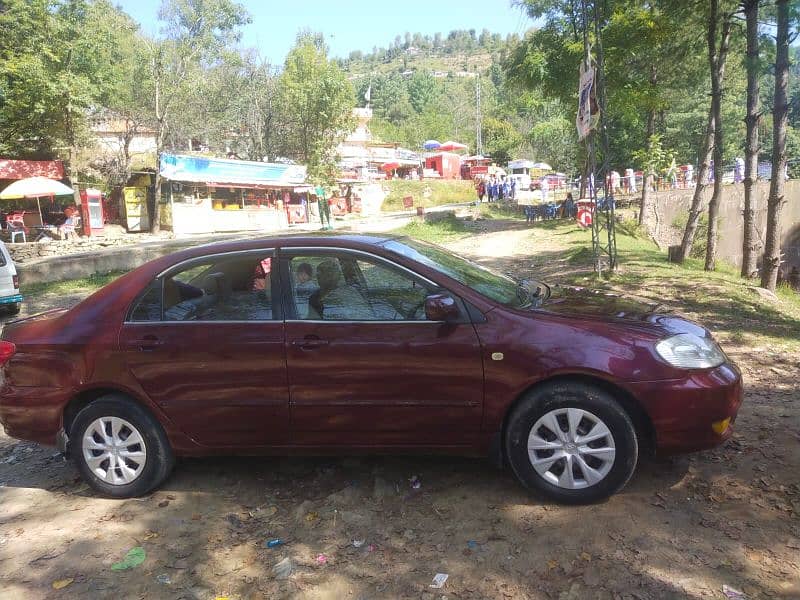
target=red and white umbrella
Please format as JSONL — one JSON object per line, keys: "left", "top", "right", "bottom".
{"left": 438, "top": 141, "right": 468, "bottom": 152}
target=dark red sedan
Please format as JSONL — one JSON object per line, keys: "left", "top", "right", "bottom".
{"left": 0, "top": 235, "right": 742, "bottom": 503}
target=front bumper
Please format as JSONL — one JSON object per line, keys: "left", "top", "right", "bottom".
{"left": 0, "top": 294, "right": 23, "bottom": 305}
{"left": 626, "top": 362, "right": 743, "bottom": 455}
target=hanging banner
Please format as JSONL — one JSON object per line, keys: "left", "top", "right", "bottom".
{"left": 576, "top": 63, "right": 599, "bottom": 140}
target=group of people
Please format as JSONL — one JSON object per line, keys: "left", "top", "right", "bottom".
{"left": 523, "top": 192, "right": 577, "bottom": 224}
{"left": 475, "top": 175, "right": 517, "bottom": 203}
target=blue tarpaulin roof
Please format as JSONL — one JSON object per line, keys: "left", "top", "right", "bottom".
{"left": 159, "top": 153, "right": 307, "bottom": 187}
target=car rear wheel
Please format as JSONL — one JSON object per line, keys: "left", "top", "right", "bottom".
{"left": 505, "top": 381, "right": 638, "bottom": 504}
{"left": 5, "top": 303, "right": 20, "bottom": 315}
{"left": 70, "top": 395, "right": 174, "bottom": 498}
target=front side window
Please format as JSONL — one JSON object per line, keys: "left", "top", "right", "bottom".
{"left": 129, "top": 253, "right": 275, "bottom": 322}
{"left": 381, "top": 238, "right": 533, "bottom": 308}
{"left": 288, "top": 253, "right": 434, "bottom": 321}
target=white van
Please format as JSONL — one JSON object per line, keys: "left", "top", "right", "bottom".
{"left": 0, "top": 241, "right": 22, "bottom": 315}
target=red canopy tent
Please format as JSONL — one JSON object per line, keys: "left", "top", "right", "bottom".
{"left": 437, "top": 141, "right": 468, "bottom": 152}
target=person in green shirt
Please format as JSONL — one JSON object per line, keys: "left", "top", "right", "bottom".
{"left": 315, "top": 185, "right": 332, "bottom": 230}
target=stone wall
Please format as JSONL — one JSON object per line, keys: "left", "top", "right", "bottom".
{"left": 646, "top": 179, "right": 800, "bottom": 273}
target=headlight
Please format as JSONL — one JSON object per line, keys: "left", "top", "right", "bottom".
{"left": 654, "top": 333, "right": 725, "bottom": 369}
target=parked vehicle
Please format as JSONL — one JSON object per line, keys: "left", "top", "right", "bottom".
{"left": 0, "top": 241, "right": 22, "bottom": 315}
{"left": 0, "top": 235, "right": 742, "bottom": 503}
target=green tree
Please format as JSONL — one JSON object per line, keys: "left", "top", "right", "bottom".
{"left": 278, "top": 33, "right": 356, "bottom": 183}
{"left": 146, "top": 0, "right": 250, "bottom": 231}
{"left": 482, "top": 117, "right": 523, "bottom": 165}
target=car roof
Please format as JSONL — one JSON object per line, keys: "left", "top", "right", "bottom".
{"left": 194, "top": 232, "right": 397, "bottom": 251}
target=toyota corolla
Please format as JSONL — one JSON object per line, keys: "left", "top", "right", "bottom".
{"left": 0, "top": 234, "right": 742, "bottom": 503}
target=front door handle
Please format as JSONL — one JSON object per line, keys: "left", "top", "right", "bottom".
{"left": 292, "top": 336, "right": 329, "bottom": 350}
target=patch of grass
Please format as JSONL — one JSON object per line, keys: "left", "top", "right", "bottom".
{"left": 382, "top": 179, "right": 476, "bottom": 212}
{"left": 479, "top": 202, "right": 524, "bottom": 220}
{"left": 23, "top": 271, "right": 127, "bottom": 299}
{"left": 394, "top": 214, "right": 473, "bottom": 244}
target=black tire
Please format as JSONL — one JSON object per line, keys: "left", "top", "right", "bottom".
{"left": 6, "top": 303, "right": 20, "bottom": 315}
{"left": 69, "top": 395, "right": 175, "bottom": 498}
{"left": 505, "top": 381, "right": 638, "bottom": 504}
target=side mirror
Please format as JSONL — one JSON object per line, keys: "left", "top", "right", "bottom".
{"left": 424, "top": 293, "right": 460, "bottom": 322}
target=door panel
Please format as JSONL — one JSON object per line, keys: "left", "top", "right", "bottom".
{"left": 120, "top": 322, "right": 288, "bottom": 447}
{"left": 119, "top": 250, "right": 288, "bottom": 448}
{"left": 287, "top": 320, "right": 484, "bottom": 445}
{"left": 281, "top": 248, "right": 485, "bottom": 446}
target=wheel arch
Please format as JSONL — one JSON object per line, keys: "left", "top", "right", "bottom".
{"left": 493, "top": 373, "right": 656, "bottom": 467}
{"left": 63, "top": 386, "right": 154, "bottom": 437}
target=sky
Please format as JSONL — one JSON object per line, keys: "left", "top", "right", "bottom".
{"left": 114, "top": 0, "right": 535, "bottom": 64}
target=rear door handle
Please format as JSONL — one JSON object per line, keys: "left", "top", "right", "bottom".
{"left": 136, "top": 335, "right": 163, "bottom": 351}
{"left": 292, "top": 337, "right": 329, "bottom": 350}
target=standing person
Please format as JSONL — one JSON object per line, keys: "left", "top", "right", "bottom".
{"left": 734, "top": 156, "right": 744, "bottom": 184}
{"left": 540, "top": 176, "right": 549, "bottom": 203}
{"left": 510, "top": 177, "right": 517, "bottom": 200}
{"left": 610, "top": 170, "right": 621, "bottom": 194}
{"left": 625, "top": 168, "right": 636, "bottom": 194}
{"left": 564, "top": 192, "right": 575, "bottom": 218}
{"left": 315, "top": 185, "right": 332, "bottom": 230}
{"left": 685, "top": 164, "right": 694, "bottom": 187}
{"left": 488, "top": 177, "right": 497, "bottom": 202}
{"left": 498, "top": 177, "right": 505, "bottom": 201}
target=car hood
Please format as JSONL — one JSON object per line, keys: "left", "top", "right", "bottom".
{"left": 534, "top": 285, "right": 708, "bottom": 337}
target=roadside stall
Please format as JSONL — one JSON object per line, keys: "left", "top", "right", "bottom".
{"left": 159, "top": 154, "right": 310, "bottom": 235}
{"left": 0, "top": 176, "right": 77, "bottom": 242}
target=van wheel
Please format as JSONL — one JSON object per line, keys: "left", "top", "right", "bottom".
{"left": 6, "top": 303, "right": 20, "bottom": 315}
{"left": 69, "top": 395, "right": 174, "bottom": 498}
{"left": 505, "top": 381, "right": 638, "bottom": 504}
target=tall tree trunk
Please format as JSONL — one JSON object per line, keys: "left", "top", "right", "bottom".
{"left": 760, "top": 0, "right": 790, "bottom": 291}
{"left": 741, "top": 0, "right": 761, "bottom": 277}
{"left": 638, "top": 107, "right": 656, "bottom": 226}
{"left": 678, "top": 4, "right": 731, "bottom": 261}
{"left": 705, "top": 12, "right": 732, "bottom": 271}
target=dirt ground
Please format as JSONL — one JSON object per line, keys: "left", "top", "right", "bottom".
{"left": 1, "top": 219, "right": 799, "bottom": 600}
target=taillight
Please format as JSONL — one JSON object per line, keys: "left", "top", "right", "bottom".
{"left": 12, "top": 274, "right": 19, "bottom": 289}
{"left": 0, "top": 341, "right": 16, "bottom": 366}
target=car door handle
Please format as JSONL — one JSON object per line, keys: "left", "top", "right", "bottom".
{"left": 292, "top": 337, "right": 329, "bottom": 350}
{"left": 135, "top": 335, "right": 163, "bottom": 351}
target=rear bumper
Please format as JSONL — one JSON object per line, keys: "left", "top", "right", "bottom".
{"left": 0, "top": 386, "right": 68, "bottom": 446}
{"left": 0, "top": 294, "right": 22, "bottom": 305}
{"left": 626, "top": 362, "right": 743, "bottom": 455}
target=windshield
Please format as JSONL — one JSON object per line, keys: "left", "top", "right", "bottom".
{"left": 381, "top": 237, "right": 548, "bottom": 308}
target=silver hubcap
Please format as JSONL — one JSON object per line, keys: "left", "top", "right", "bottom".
{"left": 82, "top": 417, "right": 147, "bottom": 485}
{"left": 528, "top": 408, "right": 616, "bottom": 490}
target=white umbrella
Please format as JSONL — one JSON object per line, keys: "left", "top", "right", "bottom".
{"left": 0, "top": 176, "right": 74, "bottom": 228}
{"left": 532, "top": 162, "right": 552, "bottom": 170}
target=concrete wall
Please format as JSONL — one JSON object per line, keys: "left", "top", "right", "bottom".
{"left": 648, "top": 179, "right": 800, "bottom": 272}
{"left": 16, "top": 234, "right": 246, "bottom": 285}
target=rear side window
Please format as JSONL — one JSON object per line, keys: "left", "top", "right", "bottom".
{"left": 0, "top": 248, "right": 7, "bottom": 267}
{"left": 128, "top": 252, "right": 276, "bottom": 322}
{"left": 129, "top": 283, "right": 162, "bottom": 322}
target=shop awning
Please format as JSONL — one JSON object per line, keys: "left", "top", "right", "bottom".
{"left": 160, "top": 153, "right": 307, "bottom": 187}
{"left": 0, "top": 159, "right": 64, "bottom": 180}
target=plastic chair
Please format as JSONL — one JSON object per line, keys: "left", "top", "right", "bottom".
{"left": 8, "top": 223, "right": 26, "bottom": 243}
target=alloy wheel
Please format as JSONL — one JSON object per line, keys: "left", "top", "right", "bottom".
{"left": 81, "top": 417, "right": 147, "bottom": 485}
{"left": 527, "top": 408, "right": 616, "bottom": 489}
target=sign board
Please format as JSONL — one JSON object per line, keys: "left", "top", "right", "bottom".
{"left": 576, "top": 63, "right": 598, "bottom": 140}
{"left": 577, "top": 208, "right": 592, "bottom": 228}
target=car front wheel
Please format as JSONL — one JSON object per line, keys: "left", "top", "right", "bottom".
{"left": 70, "top": 395, "right": 174, "bottom": 498}
{"left": 505, "top": 381, "right": 638, "bottom": 504}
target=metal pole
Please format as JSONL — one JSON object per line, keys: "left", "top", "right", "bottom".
{"left": 476, "top": 74, "right": 482, "bottom": 156}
